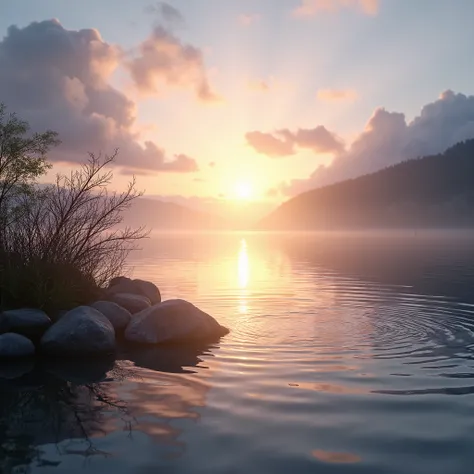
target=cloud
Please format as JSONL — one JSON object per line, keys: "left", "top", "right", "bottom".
{"left": 245, "top": 131, "right": 295, "bottom": 157}
{"left": 145, "top": 2, "right": 185, "bottom": 26}
{"left": 126, "top": 26, "right": 220, "bottom": 102}
{"left": 282, "top": 90, "right": 474, "bottom": 195}
{"left": 317, "top": 88, "right": 359, "bottom": 102}
{"left": 238, "top": 13, "right": 261, "bottom": 26}
{"left": 0, "top": 19, "right": 198, "bottom": 173}
{"left": 294, "top": 0, "right": 379, "bottom": 17}
{"left": 246, "top": 126, "right": 344, "bottom": 156}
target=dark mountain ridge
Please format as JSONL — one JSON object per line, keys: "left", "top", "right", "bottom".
{"left": 260, "top": 139, "right": 474, "bottom": 230}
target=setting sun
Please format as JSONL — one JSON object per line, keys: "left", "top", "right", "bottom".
{"left": 234, "top": 181, "right": 253, "bottom": 200}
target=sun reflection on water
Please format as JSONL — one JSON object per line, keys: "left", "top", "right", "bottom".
{"left": 238, "top": 239, "right": 249, "bottom": 314}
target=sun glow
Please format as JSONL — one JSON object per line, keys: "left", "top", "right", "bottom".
{"left": 234, "top": 180, "right": 253, "bottom": 200}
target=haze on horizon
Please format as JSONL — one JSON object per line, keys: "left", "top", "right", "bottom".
{"left": 2, "top": 0, "right": 474, "bottom": 225}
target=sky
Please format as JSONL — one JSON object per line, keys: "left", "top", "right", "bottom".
{"left": 2, "top": 0, "right": 474, "bottom": 221}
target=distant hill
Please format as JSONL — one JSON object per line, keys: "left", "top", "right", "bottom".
{"left": 260, "top": 139, "right": 474, "bottom": 230}
{"left": 122, "top": 197, "right": 228, "bottom": 230}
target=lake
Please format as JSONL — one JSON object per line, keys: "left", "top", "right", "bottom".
{"left": 3, "top": 230, "right": 474, "bottom": 474}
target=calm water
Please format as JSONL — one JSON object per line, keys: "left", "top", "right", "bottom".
{"left": 3, "top": 231, "right": 474, "bottom": 474}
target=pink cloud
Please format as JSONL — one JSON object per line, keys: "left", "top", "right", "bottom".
{"left": 126, "top": 26, "right": 220, "bottom": 103}
{"left": 246, "top": 126, "right": 344, "bottom": 157}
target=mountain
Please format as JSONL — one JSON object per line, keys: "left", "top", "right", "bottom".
{"left": 122, "top": 197, "right": 228, "bottom": 230}
{"left": 260, "top": 139, "right": 474, "bottom": 230}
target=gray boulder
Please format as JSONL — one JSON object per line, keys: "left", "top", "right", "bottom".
{"left": 133, "top": 279, "right": 161, "bottom": 305}
{"left": 1, "top": 309, "right": 51, "bottom": 340}
{"left": 41, "top": 306, "right": 115, "bottom": 355}
{"left": 0, "top": 333, "right": 35, "bottom": 358}
{"left": 109, "top": 293, "right": 151, "bottom": 314}
{"left": 91, "top": 301, "right": 132, "bottom": 332}
{"left": 125, "top": 299, "right": 229, "bottom": 344}
{"left": 106, "top": 278, "right": 161, "bottom": 305}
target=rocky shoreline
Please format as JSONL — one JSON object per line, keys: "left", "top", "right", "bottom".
{"left": 0, "top": 277, "right": 229, "bottom": 358}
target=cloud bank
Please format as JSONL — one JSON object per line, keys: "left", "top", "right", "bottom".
{"left": 0, "top": 19, "right": 206, "bottom": 173}
{"left": 276, "top": 90, "right": 474, "bottom": 195}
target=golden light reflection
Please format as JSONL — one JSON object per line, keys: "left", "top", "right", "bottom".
{"left": 238, "top": 239, "right": 249, "bottom": 289}
{"left": 238, "top": 238, "right": 250, "bottom": 314}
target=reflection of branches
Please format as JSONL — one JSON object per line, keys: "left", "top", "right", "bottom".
{"left": 0, "top": 365, "right": 138, "bottom": 473}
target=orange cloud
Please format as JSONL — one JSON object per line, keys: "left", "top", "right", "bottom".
{"left": 317, "top": 88, "right": 359, "bottom": 102}
{"left": 294, "top": 0, "right": 378, "bottom": 17}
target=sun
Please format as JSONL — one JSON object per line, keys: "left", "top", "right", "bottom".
{"left": 234, "top": 181, "right": 253, "bottom": 200}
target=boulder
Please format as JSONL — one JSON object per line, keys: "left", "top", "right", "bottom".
{"left": 41, "top": 306, "right": 115, "bottom": 356}
{"left": 109, "top": 276, "right": 132, "bottom": 287}
{"left": 109, "top": 293, "right": 151, "bottom": 314}
{"left": 0, "top": 333, "right": 35, "bottom": 358}
{"left": 1, "top": 308, "right": 51, "bottom": 340}
{"left": 106, "top": 278, "right": 161, "bottom": 305}
{"left": 125, "top": 299, "right": 229, "bottom": 344}
{"left": 91, "top": 301, "right": 132, "bottom": 332}
{"left": 132, "top": 279, "right": 161, "bottom": 305}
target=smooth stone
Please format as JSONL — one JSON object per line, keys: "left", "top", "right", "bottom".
{"left": 41, "top": 306, "right": 115, "bottom": 355}
{"left": 1, "top": 308, "right": 51, "bottom": 339}
{"left": 106, "top": 277, "right": 161, "bottom": 305}
{"left": 124, "top": 299, "right": 229, "bottom": 344}
{"left": 0, "top": 333, "right": 35, "bottom": 358}
{"left": 132, "top": 279, "right": 161, "bottom": 305}
{"left": 91, "top": 301, "right": 132, "bottom": 332}
{"left": 109, "top": 276, "right": 132, "bottom": 287}
{"left": 109, "top": 293, "right": 151, "bottom": 314}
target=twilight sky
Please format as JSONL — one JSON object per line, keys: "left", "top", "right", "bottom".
{"left": 2, "top": 0, "right": 474, "bottom": 219}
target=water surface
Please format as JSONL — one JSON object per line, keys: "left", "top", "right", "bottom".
{"left": 3, "top": 231, "right": 474, "bottom": 474}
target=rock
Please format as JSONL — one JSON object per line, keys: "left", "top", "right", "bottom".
{"left": 132, "top": 279, "right": 161, "bottom": 305}
{"left": 125, "top": 299, "right": 229, "bottom": 344}
{"left": 107, "top": 278, "right": 161, "bottom": 305}
{"left": 1, "top": 308, "right": 51, "bottom": 340}
{"left": 0, "top": 333, "right": 35, "bottom": 358}
{"left": 41, "top": 306, "right": 115, "bottom": 356}
{"left": 109, "top": 276, "right": 132, "bottom": 287}
{"left": 109, "top": 293, "right": 151, "bottom": 314}
{"left": 91, "top": 301, "right": 132, "bottom": 332}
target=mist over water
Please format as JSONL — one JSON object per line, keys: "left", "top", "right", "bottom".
{"left": 3, "top": 230, "right": 474, "bottom": 474}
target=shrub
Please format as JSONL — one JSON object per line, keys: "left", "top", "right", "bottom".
{"left": 0, "top": 104, "right": 148, "bottom": 314}
{"left": 1, "top": 151, "right": 148, "bottom": 314}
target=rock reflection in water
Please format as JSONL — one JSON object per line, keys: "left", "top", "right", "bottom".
{"left": 0, "top": 341, "right": 217, "bottom": 473}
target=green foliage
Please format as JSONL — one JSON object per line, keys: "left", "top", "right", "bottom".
{"left": 0, "top": 103, "right": 60, "bottom": 230}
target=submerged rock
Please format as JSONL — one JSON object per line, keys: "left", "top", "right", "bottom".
{"left": 41, "top": 306, "right": 115, "bottom": 355}
{"left": 0, "top": 333, "right": 35, "bottom": 358}
{"left": 1, "top": 308, "right": 51, "bottom": 340}
{"left": 125, "top": 299, "right": 229, "bottom": 344}
{"left": 91, "top": 301, "right": 132, "bottom": 332}
{"left": 109, "top": 293, "right": 151, "bottom": 314}
{"left": 107, "top": 277, "right": 161, "bottom": 305}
